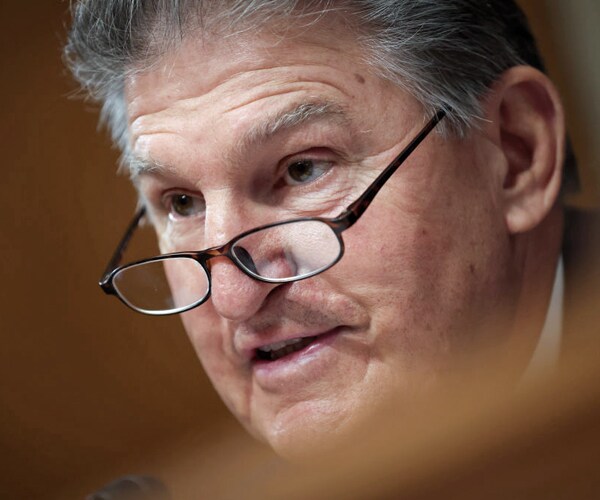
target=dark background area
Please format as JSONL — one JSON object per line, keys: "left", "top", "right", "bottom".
{"left": 0, "top": 1, "right": 597, "bottom": 498}
{"left": 1, "top": 3, "right": 240, "bottom": 498}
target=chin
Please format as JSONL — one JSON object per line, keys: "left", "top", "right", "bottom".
{"left": 254, "top": 398, "right": 372, "bottom": 461}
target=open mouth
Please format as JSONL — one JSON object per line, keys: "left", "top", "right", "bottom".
{"left": 255, "top": 336, "right": 317, "bottom": 361}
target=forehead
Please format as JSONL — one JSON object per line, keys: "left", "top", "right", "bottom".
{"left": 123, "top": 18, "right": 421, "bottom": 183}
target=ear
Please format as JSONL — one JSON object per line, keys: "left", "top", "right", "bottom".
{"left": 482, "top": 66, "right": 565, "bottom": 234}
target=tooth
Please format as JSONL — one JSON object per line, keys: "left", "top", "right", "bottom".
{"left": 260, "top": 338, "right": 303, "bottom": 352}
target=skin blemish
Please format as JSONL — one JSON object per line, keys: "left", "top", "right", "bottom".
{"left": 354, "top": 73, "right": 365, "bottom": 84}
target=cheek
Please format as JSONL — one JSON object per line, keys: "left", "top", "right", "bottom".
{"left": 330, "top": 181, "right": 509, "bottom": 360}
{"left": 334, "top": 207, "right": 448, "bottom": 302}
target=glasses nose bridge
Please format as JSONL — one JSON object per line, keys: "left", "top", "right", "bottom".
{"left": 200, "top": 241, "right": 255, "bottom": 279}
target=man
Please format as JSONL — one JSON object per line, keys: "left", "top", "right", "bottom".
{"left": 65, "top": 0, "right": 577, "bottom": 457}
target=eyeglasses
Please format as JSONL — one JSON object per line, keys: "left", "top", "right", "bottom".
{"left": 99, "top": 110, "right": 446, "bottom": 315}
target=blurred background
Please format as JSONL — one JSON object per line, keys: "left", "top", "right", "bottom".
{"left": 0, "top": 1, "right": 598, "bottom": 498}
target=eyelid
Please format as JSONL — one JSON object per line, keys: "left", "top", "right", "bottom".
{"left": 136, "top": 177, "right": 199, "bottom": 210}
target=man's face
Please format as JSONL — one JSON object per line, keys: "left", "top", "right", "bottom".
{"left": 126, "top": 21, "right": 517, "bottom": 455}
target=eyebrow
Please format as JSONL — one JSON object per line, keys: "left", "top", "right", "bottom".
{"left": 128, "top": 100, "right": 350, "bottom": 178}
{"left": 129, "top": 155, "right": 175, "bottom": 178}
{"left": 237, "top": 100, "right": 349, "bottom": 151}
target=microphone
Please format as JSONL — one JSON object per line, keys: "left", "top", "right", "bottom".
{"left": 86, "top": 475, "right": 170, "bottom": 500}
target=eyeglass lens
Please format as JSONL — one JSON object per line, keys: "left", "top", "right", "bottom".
{"left": 231, "top": 220, "right": 341, "bottom": 280}
{"left": 113, "top": 258, "right": 210, "bottom": 314}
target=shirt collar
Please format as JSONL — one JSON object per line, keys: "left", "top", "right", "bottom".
{"left": 523, "top": 257, "right": 564, "bottom": 379}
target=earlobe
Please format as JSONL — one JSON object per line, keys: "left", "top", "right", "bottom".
{"left": 484, "top": 66, "right": 565, "bottom": 234}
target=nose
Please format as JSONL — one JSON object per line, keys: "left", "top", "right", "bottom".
{"left": 208, "top": 257, "right": 279, "bottom": 322}
{"left": 202, "top": 199, "right": 280, "bottom": 322}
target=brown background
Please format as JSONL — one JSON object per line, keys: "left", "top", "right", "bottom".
{"left": 0, "top": 1, "right": 598, "bottom": 499}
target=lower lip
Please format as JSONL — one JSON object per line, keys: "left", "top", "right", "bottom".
{"left": 252, "top": 328, "right": 343, "bottom": 391}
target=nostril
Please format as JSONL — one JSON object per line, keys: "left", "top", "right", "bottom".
{"left": 233, "top": 245, "right": 259, "bottom": 275}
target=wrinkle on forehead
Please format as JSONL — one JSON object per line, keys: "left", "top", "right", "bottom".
{"left": 126, "top": 60, "right": 357, "bottom": 154}
{"left": 128, "top": 61, "right": 352, "bottom": 125}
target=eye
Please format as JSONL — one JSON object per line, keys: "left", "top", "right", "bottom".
{"left": 283, "top": 158, "right": 332, "bottom": 186}
{"left": 166, "top": 193, "right": 205, "bottom": 218}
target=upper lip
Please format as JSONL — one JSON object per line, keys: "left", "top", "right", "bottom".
{"left": 234, "top": 326, "right": 340, "bottom": 362}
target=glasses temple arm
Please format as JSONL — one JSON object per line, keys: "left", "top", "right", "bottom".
{"left": 336, "top": 109, "right": 446, "bottom": 229}
{"left": 100, "top": 207, "right": 146, "bottom": 283}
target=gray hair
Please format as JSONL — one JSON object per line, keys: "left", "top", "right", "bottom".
{"left": 64, "top": 0, "right": 576, "bottom": 187}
